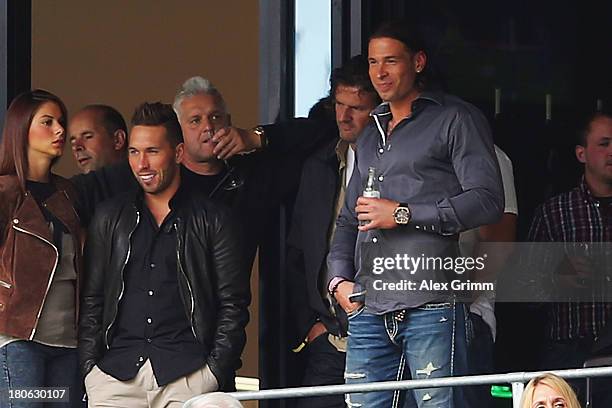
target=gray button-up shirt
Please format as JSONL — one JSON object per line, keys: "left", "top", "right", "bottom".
{"left": 327, "top": 92, "right": 504, "bottom": 313}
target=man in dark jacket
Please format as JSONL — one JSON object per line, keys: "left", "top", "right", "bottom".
{"left": 171, "top": 76, "right": 336, "bottom": 267}
{"left": 79, "top": 102, "right": 249, "bottom": 407}
{"left": 286, "top": 55, "right": 380, "bottom": 407}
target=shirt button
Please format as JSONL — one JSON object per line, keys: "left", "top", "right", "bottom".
{"left": 378, "top": 148, "right": 384, "bottom": 154}
{"left": 147, "top": 318, "right": 152, "bottom": 324}
{"left": 372, "top": 237, "right": 378, "bottom": 243}
{"left": 378, "top": 175, "right": 384, "bottom": 182}
{"left": 150, "top": 263, "right": 156, "bottom": 268}
{"left": 138, "top": 356, "right": 144, "bottom": 362}
{"left": 148, "top": 290, "right": 154, "bottom": 296}
{"left": 147, "top": 338, "right": 152, "bottom": 343}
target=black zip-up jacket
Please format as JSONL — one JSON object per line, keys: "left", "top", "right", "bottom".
{"left": 73, "top": 156, "right": 272, "bottom": 270}
{"left": 78, "top": 189, "right": 250, "bottom": 390}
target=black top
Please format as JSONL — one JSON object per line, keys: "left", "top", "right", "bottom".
{"left": 181, "top": 165, "right": 226, "bottom": 196}
{"left": 26, "top": 179, "right": 56, "bottom": 203}
{"left": 98, "top": 190, "right": 205, "bottom": 386}
{"left": 179, "top": 162, "right": 266, "bottom": 269}
{"left": 26, "top": 180, "right": 65, "bottom": 248}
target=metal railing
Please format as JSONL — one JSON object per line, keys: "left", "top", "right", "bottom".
{"left": 184, "top": 366, "right": 612, "bottom": 407}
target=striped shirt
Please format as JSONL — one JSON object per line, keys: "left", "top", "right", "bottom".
{"left": 528, "top": 177, "right": 612, "bottom": 340}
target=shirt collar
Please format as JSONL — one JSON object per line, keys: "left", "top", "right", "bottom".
{"left": 335, "top": 139, "right": 350, "bottom": 168}
{"left": 579, "top": 175, "right": 600, "bottom": 204}
{"left": 134, "top": 181, "right": 188, "bottom": 213}
{"left": 370, "top": 91, "right": 444, "bottom": 118}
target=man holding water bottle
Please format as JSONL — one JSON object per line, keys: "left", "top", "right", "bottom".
{"left": 326, "top": 21, "right": 503, "bottom": 407}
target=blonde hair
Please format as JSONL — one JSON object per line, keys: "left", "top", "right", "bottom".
{"left": 183, "top": 392, "right": 243, "bottom": 408}
{"left": 173, "top": 76, "right": 228, "bottom": 120}
{"left": 520, "top": 373, "right": 581, "bottom": 408}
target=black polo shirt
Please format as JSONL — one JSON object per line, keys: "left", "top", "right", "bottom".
{"left": 181, "top": 166, "right": 226, "bottom": 196}
{"left": 98, "top": 192, "right": 206, "bottom": 386}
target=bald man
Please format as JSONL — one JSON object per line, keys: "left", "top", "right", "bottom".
{"left": 69, "top": 104, "right": 127, "bottom": 173}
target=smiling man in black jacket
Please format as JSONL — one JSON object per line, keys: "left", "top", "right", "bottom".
{"left": 79, "top": 102, "right": 249, "bottom": 408}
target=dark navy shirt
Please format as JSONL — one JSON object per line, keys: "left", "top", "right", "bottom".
{"left": 98, "top": 193, "right": 206, "bottom": 386}
{"left": 328, "top": 92, "right": 504, "bottom": 313}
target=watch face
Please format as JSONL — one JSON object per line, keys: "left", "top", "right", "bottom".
{"left": 394, "top": 207, "right": 410, "bottom": 224}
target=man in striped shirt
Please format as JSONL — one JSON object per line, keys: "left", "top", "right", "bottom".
{"left": 528, "top": 110, "right": 612, "bottom": 403}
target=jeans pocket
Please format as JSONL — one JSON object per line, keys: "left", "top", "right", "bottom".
{"left": 347, "top": 305, "right": 366, "bottom": 320}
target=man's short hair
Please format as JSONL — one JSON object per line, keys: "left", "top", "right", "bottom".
{"left": 369, "top": 20, "right": 429, "bottom": 91}
{"left": 130, "top": 102, "right": 183, "bottom": 147}
{"left": 330, "top": 54, "right": 381, "bottom": 105}
{"left": 173, "top": 76, "right": 228, "bottom": 118}
{"left": 577, "top": 109, "right": 612, "bottom": 147}
{"left": 80, "top": 104, "right": 127, "bottom": 137}
{"left": 308, "top": 96, "right": 335, "bottom": 123}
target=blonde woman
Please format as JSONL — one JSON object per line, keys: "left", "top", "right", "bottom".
{"left": 521, "top": 373, "right": 581, "bottom": 408}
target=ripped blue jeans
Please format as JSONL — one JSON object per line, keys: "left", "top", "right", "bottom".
{"left": 344, "top": 302, "right": 459, "bottom": 407}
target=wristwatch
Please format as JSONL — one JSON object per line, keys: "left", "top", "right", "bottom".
{"left": 252, "top": 126, "right": 268, "bottom": 150}
{"left": 393, "top": 203, "right": 411, "bottom": 225}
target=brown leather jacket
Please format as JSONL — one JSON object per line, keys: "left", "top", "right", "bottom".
{"left": 0, "top": 174, "right": 84, "bottom": 339}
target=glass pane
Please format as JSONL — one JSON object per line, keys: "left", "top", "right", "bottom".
{"left": 294, "top": 0, "right": 331, "bottom": 117}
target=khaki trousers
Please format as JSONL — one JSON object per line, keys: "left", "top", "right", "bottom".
{"left": 85, "top": 360, "right": 218, "bottom": 408}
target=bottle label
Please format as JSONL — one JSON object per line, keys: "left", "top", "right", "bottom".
{"left": 363, "top": 191, "right": 380, "bottom": 199}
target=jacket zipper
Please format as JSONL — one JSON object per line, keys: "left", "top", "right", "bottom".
{"left": 12, "top": 225, "right": 59, "bottom": 339}
{"left": 209, "top": 165, "right": 235, "bottom": 198}
{"left": 174, "top": 220, "right": 197, "bottom": 340}
{"left": 105, "top": 210, "right": 140, "bottom": 349}
{"left": 0, "top": 280, "right": 12, "bottom": 289}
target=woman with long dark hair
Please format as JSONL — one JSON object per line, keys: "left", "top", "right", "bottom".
{"left": 0, "top": 89, "right": 84, "bottom": 407}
